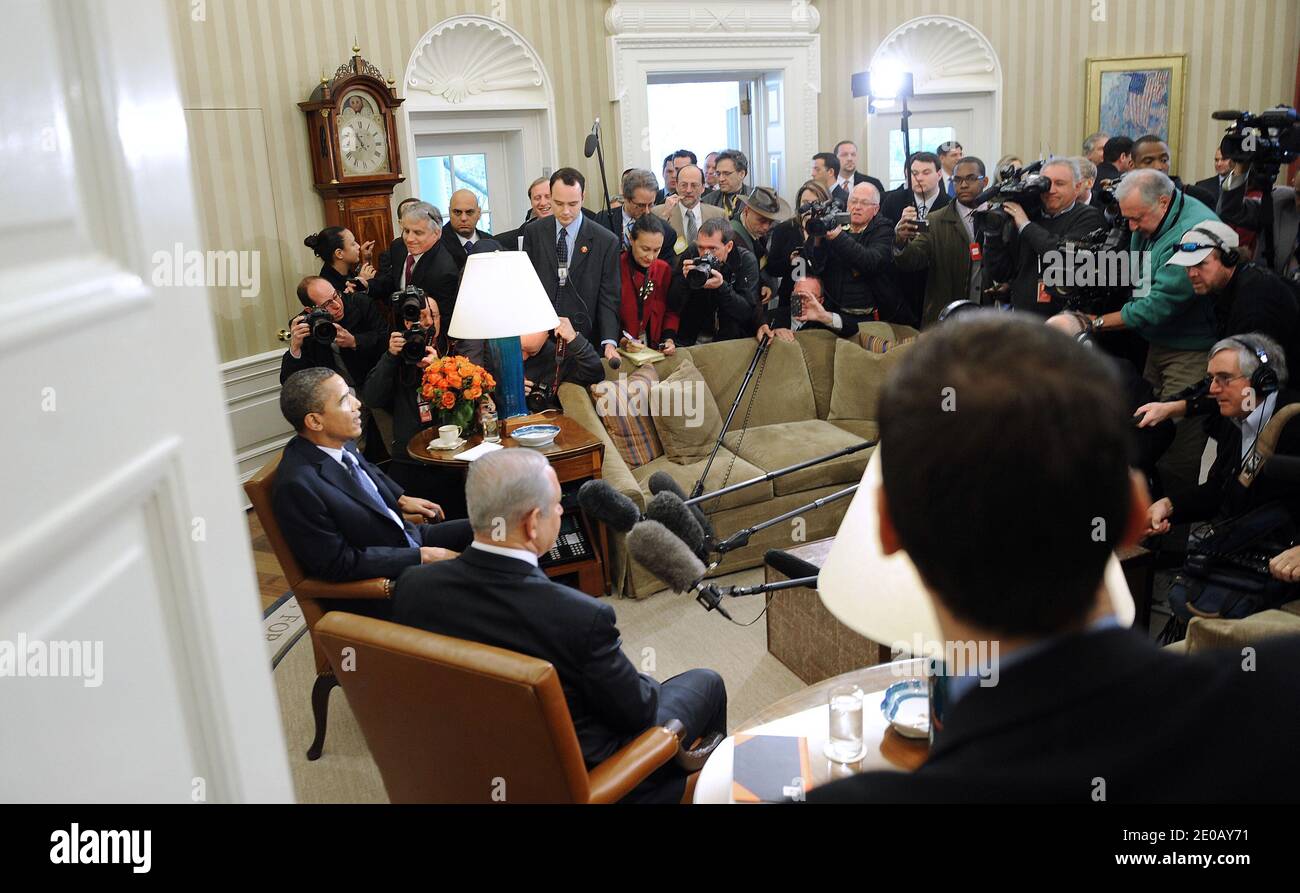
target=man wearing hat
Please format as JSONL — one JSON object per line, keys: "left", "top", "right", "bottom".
{"left": 732, "top": 185, "right": 789, "bottom": 306}
{"left": 652, "top": 163, "right": 724, "bottom": 255}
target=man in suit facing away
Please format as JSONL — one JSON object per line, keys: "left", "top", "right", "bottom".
{"left": 271, "top": 368, "right": 472, "bottom": 586}
{"left": 809, "top": 316, "right": 1300, "bottom": 803}
{"left": 521, "top": 167, "right": 623, "bottom": 364}
{"left": 392, "top": 447, "right": 728, "bottom": 803}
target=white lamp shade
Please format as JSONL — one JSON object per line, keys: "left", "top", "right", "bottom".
{"left": 447, "top": 250, "right": 560, "bottom": 340}
{"left": 817, "top": 445, "right": 1134, "bottom": 653}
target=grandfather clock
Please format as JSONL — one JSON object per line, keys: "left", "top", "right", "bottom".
{"left": 299, "top": 42, "right": 405, "bottom": 252}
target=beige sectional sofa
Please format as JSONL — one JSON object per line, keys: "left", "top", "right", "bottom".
{"left": 560, "top": 324, "right": 917, "bottom": 598}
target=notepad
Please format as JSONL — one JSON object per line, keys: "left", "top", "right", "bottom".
{"left": 453, "top": 442, "right": 504, "bottom": 462}
{"left": 617, "top": 344, "right": 665, "bottom": 367}
{"left": 731, "top": 734, "right": 813, "bottom": 803}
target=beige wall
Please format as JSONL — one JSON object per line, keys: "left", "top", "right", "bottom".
{"left": 167, "top": 0, "right": 617, "bottom": 363}
{"left": 820, "top": 0, "right": 1299, "bottom": 181}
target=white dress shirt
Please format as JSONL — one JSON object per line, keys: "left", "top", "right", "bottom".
{"left": 469, "top": 540, "right": 540, "bottom": 567}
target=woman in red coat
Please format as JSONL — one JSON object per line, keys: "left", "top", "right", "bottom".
{"left": 619, "top": 215, "right": 678, "bottom": 354}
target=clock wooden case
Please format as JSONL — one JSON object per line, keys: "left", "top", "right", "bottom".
{"left": 299, "top": 44, "right": 406, "bottom": 253}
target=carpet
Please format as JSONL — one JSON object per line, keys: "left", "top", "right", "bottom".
{"left": 270, "top": 567, "right": 806, "bottom": 803}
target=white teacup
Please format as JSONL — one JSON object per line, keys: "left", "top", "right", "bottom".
{"left": 434, "top": 424, "right": 461, "bottom": 446}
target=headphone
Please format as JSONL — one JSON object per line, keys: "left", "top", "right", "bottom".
{"left": 1063, "top": 311, "right": 1096, "bottom": 348}
{"left": 1229, "top": 337, "right": 1279, "bottom": 398}
{"left": 1188, "top": 225, "right": 1240, "bottom": 267}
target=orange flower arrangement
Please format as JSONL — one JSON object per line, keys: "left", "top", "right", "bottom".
{"left": 421, "top": 355, "right": 497, "bottom": 432}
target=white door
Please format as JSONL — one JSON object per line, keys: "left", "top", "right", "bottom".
{"left": 0, "top": 0, "right": 292, "bottom": 802}
{"left": 414, "top": 134, "right": 511, "bottom": 236}
{"left": 757, "top": 73, "right": 785, "bottom": 195}
{"left": 867, "top": 93, "right": 996, "bottom": 190}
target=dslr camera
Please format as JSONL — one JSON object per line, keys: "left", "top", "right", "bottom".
{"left": 686, "top": 252, "right": 720, "bottom": 288}
{"left": 391, "top": 284, "right": 428, "bottom": 325}
{"left": 973, "top": 162, "right": 1052, "bottom": 231}
{"left": 798, "top": 199, "right": 851, "bottom": 237}
{"left": 398, "top": 324, "right": 431, "bottom": 365}
{"left": 301, "top": 307, "right": 337, "bottom": 345}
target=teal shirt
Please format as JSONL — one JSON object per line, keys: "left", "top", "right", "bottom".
{"left": 1119, "top": 191, "right": 1220, "bottom": 350}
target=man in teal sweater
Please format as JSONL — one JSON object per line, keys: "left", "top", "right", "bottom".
{"left": 1083, "top": 169, "right": 1220, "bottom": 495}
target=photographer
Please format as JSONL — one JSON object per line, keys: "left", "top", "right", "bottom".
{"left": 767, "top": 180, "right": 832, "bottom": 309}
{"left": 819, "top": 182, "right": 902, "bottom": 323}
{"left": 757, "top": 275, "right": 858, "bottom": 343}
{"left": 368, "top": 201, "right": 461, "bottom": 327}
{"left": 517, "top": 317, "right": 606, "bottom": 410}
{"left": 279, "top": 275, "right": 386, "bottom": 387}
{"left": 667, "top": 217, "right": 760, "bottom": 345}
{"left": 984, "top": 157, "right": 1106, "bottom": 316}
{"left": 884, "top": 152, "right": 950, "bottom": 322}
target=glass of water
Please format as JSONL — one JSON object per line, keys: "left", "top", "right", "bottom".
{"left": 825, "top": 684, "right": 865, "bottom": 763}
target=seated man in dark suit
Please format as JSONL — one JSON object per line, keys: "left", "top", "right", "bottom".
{"left": 272, "top": 368, "right": 472, "bottom": 585}
{"left": 392, "top": 448, "right": 727, "bottom": 803}
{"left": 809, "top": 315, "right": 1300, "bottom": 803}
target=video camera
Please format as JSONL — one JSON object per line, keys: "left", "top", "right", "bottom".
{"left": 973, "top": 161, "right": 1052, "bottom": 231}
{"left": 1053, "top": 224, "right": 1133, "bottom": 315}
{"left": 798, "top": 199, "right": 851, "bottom": 237}
{"left": 1213, "top": 106, "right": 1300, "bottom": 177}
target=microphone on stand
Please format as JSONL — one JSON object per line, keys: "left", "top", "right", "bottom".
{"left": 583, "top": 117, "right": 600, "bottom": 159}
{"left": 577, "top": 479, "right": 642, "bottom": 533}
{"left": 764, "top": 549, "right": 821, "bottom": 581}
{"left": 647, "top": 471, "right": 715, "bottom": 538}
{"left": 645, "top": 491, "right": 708, "bottom": 560}
{"left": 627, "top": 521, "right": 733, "bottom": 620}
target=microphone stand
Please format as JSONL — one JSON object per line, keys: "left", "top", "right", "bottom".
{"left": 696, "top": 575, "right": 819, "bottom": 617}
{"left": 593, "top": 119, "right": 614, "bottom": 218}
{"left": 712, "top": 484, "right": 859, "bottom": 555}
{"left": 690, "top": 334, "right": 771, "bottom": 499}
{"left": 685, "top": 440, "right": 874, "bottom": 509}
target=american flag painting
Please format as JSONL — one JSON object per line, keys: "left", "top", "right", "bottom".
{"left": 1100, "top": 68, "right": 1171, "bottom": 139}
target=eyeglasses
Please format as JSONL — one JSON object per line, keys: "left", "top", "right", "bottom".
{"left": 952, "top": 175, "right": 985, "bottom": 185}
{"left": 1209, "top": 372, "right": 1248, "bottom": 387}
{"left": 322, "top": 293, "right": 343, "bottom": 310}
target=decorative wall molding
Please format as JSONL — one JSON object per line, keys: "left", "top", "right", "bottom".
{"left": 223, "top": 349, "right": 292, "bottom": 504}
{"left": 605, "top": 1, "right": 821, "bottom": 198}
{"left": 407, "top": 16, "right": 545, "bottom": 105}
{"left": 870, "top": 15, "right": 1000, "bottom": 95}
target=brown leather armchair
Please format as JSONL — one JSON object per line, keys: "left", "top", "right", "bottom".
{"left": 245, "top": 452, "right": 420, "bottom": 761}
{"left": 315, "top": 612, "right": 717, "bottom": 803}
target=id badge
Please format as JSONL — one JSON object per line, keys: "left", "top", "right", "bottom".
{"left": 418, "top": 398, "right": 433, "bottom": 424}
{"left": 969, "top": 241, "right": 982, "bottom": 262}
{"left": 1036, "top": 280, "right": 1051, "bottom": 303}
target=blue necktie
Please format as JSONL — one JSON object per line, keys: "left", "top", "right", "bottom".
{"left": 343, "top": 452, "right": 420, "bottom": 548}
{"left": 947, "top": 177, "right": 956, "bottom": 198}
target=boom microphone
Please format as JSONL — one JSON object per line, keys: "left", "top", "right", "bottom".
{"left": 647, "top": 471, "right": 714, "bottom": 537}
{"left": 645, "top": 491, "right": 707, "bottom": 559}
{"left": 627, "top": 521, "right": 732, "bottom": 620}
{"left": 583, "top": 118, "right": 600, "bottom": 159}
{"left": 1211, "top": 109, "right": 1244, "bottom": 121}
{"left": 764, "top": 549, "right": 821, "bottom": 581}
{"left": 577, "top": 479, "right": 641, "bottom": 533}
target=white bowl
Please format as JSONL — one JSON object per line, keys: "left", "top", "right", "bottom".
{"left": 511, "top": 424, "right": 560, "bottom": 447}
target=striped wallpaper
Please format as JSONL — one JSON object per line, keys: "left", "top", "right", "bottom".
{"left": 818, "top": 0, "right": 1300, "bottom": 184}
{"left": 166, "top": 0, "right": 618, "bottom": 363}
{"left": 170, "top": 0, "right": 1298, "bottom": 364}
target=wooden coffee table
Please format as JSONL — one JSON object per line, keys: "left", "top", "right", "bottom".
{"left": 765, "top": 537, "right": 893, "bottom": 684}
{"left": 407, "top": 413, "right": 611, "bottom": 596}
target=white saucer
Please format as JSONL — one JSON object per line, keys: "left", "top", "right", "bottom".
{"left": 428, "top": 437, "right": 466, "bottom": 451}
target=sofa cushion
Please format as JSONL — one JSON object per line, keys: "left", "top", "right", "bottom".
{"left": 632, "top": 451, "right": 773, "bottom": 512}
{"left": 688, "top": 336, "right": 816, "bottom": 431}
{"left": 649, "top": 359, "right": 723, "bottom": 462}
{"left": 723, "top": 420, "right": 872, "bottom": 497}
{"left": 828, "top": 337, "right": 913, "bottom": 422}
{"left": 794, "top": 330, "right": 840, "bottom": 420}
{"left": 1185, "top": 610, "right": 1300, "bottom": 653}
{"left": 828, "top": 419, "right": 880, "bottom": 443}
{"left": 588, "top": 363, "right": 663, "bottom": 469}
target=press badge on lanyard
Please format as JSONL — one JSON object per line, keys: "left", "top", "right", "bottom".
{"left": 969, "top": 241, "right": 982, "bottom": 262}
{"left": 418, "top": 394, "right": 433, "bottom": 424}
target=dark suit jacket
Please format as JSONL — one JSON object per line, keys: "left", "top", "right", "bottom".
{"left": 272, "top": 435, "right": 452, "bottom": 581}
{"left": 441, "top": 228, "right": 494, "bottom": 270}
{"left": 521, "top": 214, "right": 622, "bottom": 346}
{"left": 369, "top": 239, "right": 461, "bottom": 323}
{"left": 986, "top": 201, "right": 1106, "bottom": 315}
{"left": 809, "top": 628, "right": 1300, "bottom": 802}
{"left": 819, "top": 215, "right": 902, "bottom": 321}
{"left": 1092, "top": 162, "right": 1121, "bottom": 205}
{"left": 852, "top": 170, "right": 887, "bottom": 196}
{"left": 702, "top": 188, "right": 745, "bottom": 218}
{"left": 1194, "top": 174, "right": 1225, "bottom": 210}
{"left": 894, "top": 200, "right": 991, "bottom": 328}
{"left": 391, "top": 546, "right": 661, "bottom": 764}
{"left": 278, "top": 292, "right": 387, "bottom": 386}
{"left": 592, "top": 209, "right": 677, "bottom": 263}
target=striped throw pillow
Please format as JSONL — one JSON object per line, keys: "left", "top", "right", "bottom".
{"left": 589, "top": 364, "right": 664, "bottom": 469}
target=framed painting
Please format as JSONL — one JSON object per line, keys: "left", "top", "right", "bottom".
{"left": 1085, "top": 55, "right": 1186, "bottom": 168}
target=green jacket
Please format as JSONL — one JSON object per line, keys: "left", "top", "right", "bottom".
{"left": 1120, "top": 191, "right": 1219, "bottom": 350}
{"left": 894, "top": 201, "right": 983, "bottom": 328}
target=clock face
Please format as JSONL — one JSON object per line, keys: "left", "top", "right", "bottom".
{"left": 337, "top": 90, "right": 389, "bottom": 176}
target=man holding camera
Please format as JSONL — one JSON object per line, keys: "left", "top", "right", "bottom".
{"left": 757, "top": 275, "right": 859, "bottom": 343}
{"left": 817, "top": 182, "right": 902, "bottom": 323}
{"left": 884, "top": 152, "right": 951, "bottom": 322}
{"left": 894, "top": 157, "right": 994, "bottom": 328}
{"left": 984, "top": 157, "right": 1106, "bottom": 315}
{"left": 668, "top": 217, "right": 760, "bottom": 346}
{"left": 279, "top": 275, "right": 386, "bottom": 388}
{"left": 1217, "top": 162, "right": 1300, "bottom": 277}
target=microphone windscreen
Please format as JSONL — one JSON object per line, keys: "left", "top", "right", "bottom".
{"left": 608, "top": 355, "right": 622, "bottom": 369}
{"left": 577, "top": 479, "right": 641, "bottom": 533}
{"left": 764, "top": 548, "right": 821, "bottom": 581}
{"left": 646, "top": 491, "right": 706, "bottom": 558}
{"left": 584, "top": 134, "right": 598, "bottom": 158}
{"left": 646, "top": 471, "right": 714, "bottom": 538}
{"left": 627, "top": 521, "right": 705, "bottom": 593}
